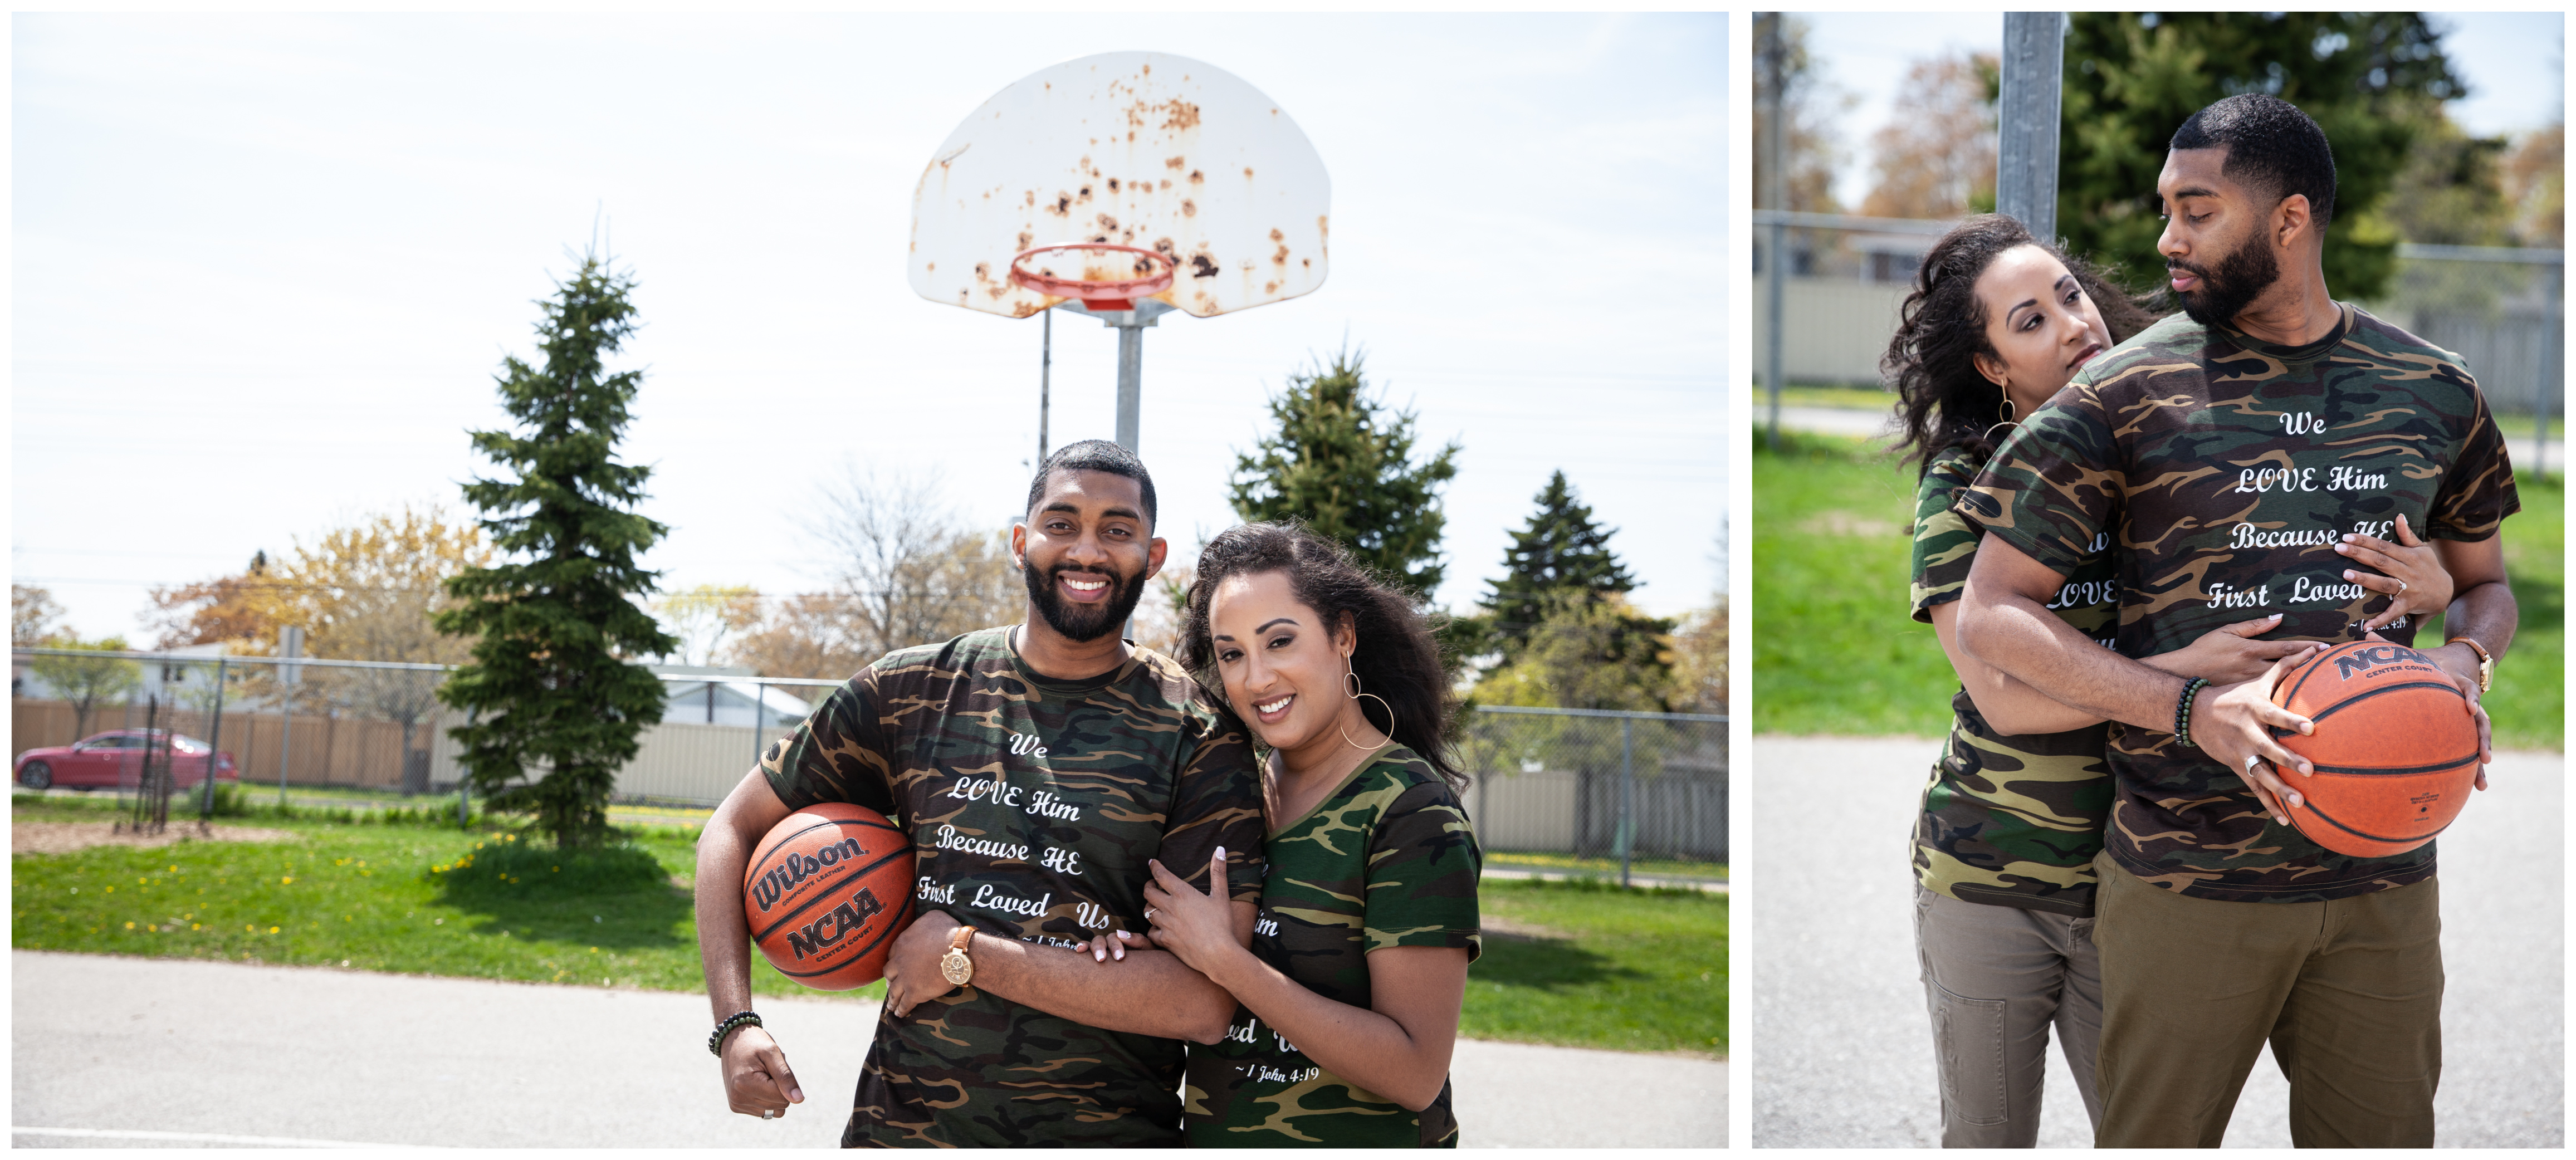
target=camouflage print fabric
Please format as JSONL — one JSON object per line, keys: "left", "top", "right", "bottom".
{"left": 1910, "top": 444, "right": 2118, "bottom": 918}
{"left": 1959, "top": 305, "right": 2519, "bottom": 904}
{"left": 1183, "top": 743, "right": 1481, "bottom": 1148}
{"left": 761, "top": 626, "right": 1265, "bottom": 1148}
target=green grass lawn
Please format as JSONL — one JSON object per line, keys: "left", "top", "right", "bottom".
{"left": 12, "top": 793, "right": 1726, "bottom": 1058}
{"left": 1753, "top": 430, "right": 2563, "bottom": 749}
{"left": 1465, "top": 878, "right": 1725, "bottom": 1058}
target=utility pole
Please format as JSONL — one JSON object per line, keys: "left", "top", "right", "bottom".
{"left": 1996, "top": 12, "right": 2066, "bottom": 241}
{"left": 1759, "top": 12, "right": 1788, "bottom": 453}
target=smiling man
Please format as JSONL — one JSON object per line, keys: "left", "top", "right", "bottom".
{"left": 1952, "top": 95, "right": 2519, "bottom": 1147}
{"left": 691, "top": 439, "right": 1264, "bottom": 1147}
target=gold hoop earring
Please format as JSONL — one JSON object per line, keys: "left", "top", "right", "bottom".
{"left": 1982, "top": 392, "right": 2019, "bottom": 442}
{"left": 1339, "top": 657, "right": 1395, "bottom": 750}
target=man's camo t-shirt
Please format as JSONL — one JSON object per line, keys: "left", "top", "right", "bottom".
{"left": 1959, "top": 305, "right": 2518, "bottom": 904}
{"left": 1184, "top": 743, "right": 1482, "bottom": 1148}
{"left": 1910, "top": 444, "right": 2117, "bottom": 917}
{"left": 761, "top": 627, "right": 1265, "bottom": 1147}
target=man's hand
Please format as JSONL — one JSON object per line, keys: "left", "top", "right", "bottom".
{"left": 2187, "top": 649, "right": 2322, "bottom": 824}
{"left": 883, "top": 909, "right": 962, "bottom": 1017}
{"left": 721, "top": 1025, "right": 804, "bottom": 1119}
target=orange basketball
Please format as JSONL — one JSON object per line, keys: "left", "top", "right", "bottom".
{"left": 2268, "top": 640, "right": 2480, "bottom": 858}
{"left": 744, "top": 802, "right": 913, "bottom": 990}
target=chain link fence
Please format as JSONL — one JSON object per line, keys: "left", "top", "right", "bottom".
{"left": 13, "top": 651, "right": 1735, "bottom": 882}
{"left": 1458, "top": 706, "right": 1729, "bottom": 879}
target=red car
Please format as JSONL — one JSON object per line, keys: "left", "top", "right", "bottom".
{"left": 14, "top": 730, "right": 238, "bottom": 792}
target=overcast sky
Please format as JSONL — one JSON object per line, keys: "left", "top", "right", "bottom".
{"left": 1806, "top": 11, "right": 2565, "bottom": 209}
{"left": 13, "top": 13, "right": 1726, "bottom": 645}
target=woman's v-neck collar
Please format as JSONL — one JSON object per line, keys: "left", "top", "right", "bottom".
{"left": 1268, "top": 738, "right": 1403, "bottom": 840}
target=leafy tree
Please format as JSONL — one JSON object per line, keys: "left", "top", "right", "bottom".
{"left": 1476, "top": 471, "right": 1641, "bottom": 655}
{"left": 148, "top": 552, "right": 285, "bottom": 649}
{"left": 1470, "top": 592, "right": 1677, "bottom": 713}
{"left": 2504, "top": 124, "right": 2564, "bottom": 248}
{"left": 32, "top": 635, "right": 141, "bottom": 739}
{"left": 2387, "top": 110, "right": 2514, "bottom": 247}
{"left": 1860, "top": 52, "right": 2000, "bottom": 221}
{"left": 1228, "top": 349, "right": 1460, "bottom": 599}
{"left": 13, "top": 585, "right": 64, "bottom": 648}
{"left": 436, "top": 255, "right": 678, "bottom": 849}
{"left": 2058, "top": 12, "right": 2463, "bottom": 299}
{"left": 1668, "top": 595, "right": 1729, "bottom": 717}
{"left": 1753, "top": 13, "right": 1855, "bottom": 214}
{"left": 656, "top": 584, "right": 764, "bottom": 667}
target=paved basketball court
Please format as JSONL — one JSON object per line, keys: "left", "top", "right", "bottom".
{"left": 1749, "top": 736, "right": 2563, "bottom": 1148}
{"left": 11, "top": 950, "right": 1722, "bottom": 1148}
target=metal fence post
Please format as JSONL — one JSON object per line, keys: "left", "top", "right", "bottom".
{"left": 1617, "top": 713, "right": 1635, "bottom": 888}
{"left": 278, "top": 625, "right": 302, "bottom": 805}
{"left": 199, "top": 657, "right": 227, "bottom": 820}
{"left": 2539, "top": 268, "right": 2559, "bottom": 479}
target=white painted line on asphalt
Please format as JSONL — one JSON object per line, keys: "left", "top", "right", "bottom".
{"left": 13, "top": 1125, "right": 443, "bottom": 1148}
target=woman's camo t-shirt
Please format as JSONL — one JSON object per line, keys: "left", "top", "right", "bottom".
{"left": 1910, "top": 444, "right": 2117, "bottom": 917}
{"left": 1183, "top": 743, "right": 1482, "bottom": 1148}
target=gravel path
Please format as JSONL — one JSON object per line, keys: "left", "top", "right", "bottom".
{"left": 11, "top": 949, "right": 1722, "bottom": 1148}
{"left": 1748, "top": 736, "right": 2563, "bottom": 1148}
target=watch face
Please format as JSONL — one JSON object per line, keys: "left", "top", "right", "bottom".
{"left": 941, "top": 950, "right": 971, "bottom": 986}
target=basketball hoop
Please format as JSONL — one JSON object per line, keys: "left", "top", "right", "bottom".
{"left": 1008, "top": 243, "right": 1176, "bottom": 312}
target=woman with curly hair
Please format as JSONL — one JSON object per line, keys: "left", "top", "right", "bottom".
{"left": 1083, "top": 521, "right": 1479, "bottom": 1147}
{"left": 1890, "top": 215, "right": 2459, "bottom": 1146}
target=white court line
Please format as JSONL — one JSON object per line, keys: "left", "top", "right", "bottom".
{"left": 13, "top": 1125, "right": 441, "bottom": 1148}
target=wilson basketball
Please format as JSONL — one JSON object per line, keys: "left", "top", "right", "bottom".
{"left": 744, "top": 803, "right": 913, "bottom": 990}
{"left": 2269, "top": 640, "right": 2480, "bottom": 858}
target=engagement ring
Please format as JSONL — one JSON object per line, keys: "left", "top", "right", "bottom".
{"left": 1145, "top": 908, "right": 1159, "bottom": 921}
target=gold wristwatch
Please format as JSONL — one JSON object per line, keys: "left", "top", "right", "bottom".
{"left": 2447, "top": 636, "right": 2495, "bottom": 693}
{"left": 938, "top": 924, "right": 978, "bottom": 986}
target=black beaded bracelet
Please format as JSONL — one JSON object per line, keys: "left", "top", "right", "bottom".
{"left": 2173, "top": 677, "right": 2210, "bottom": 747}
{"left": 708, "top": 1010, "right": 762, "bottom": 1056}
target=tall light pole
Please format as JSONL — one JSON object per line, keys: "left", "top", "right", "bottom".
{"left": 1996, "top": 13, "right": 2066, "bottom": 241}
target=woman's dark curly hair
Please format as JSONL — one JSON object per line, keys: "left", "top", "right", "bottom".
{"left": 1885, "top": 214, "right": 2167, "bottom": 477}
{"left": 1179, "top": 522, "right": 1466, "bottom": 794}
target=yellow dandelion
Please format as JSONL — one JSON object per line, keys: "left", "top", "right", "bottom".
{"left": 124, "top": 922, "right": 135, "bottom": 930}
{"left": 281, "top": 877, "right": 293, "bottom": 885}
{"left": 268, "top": 926, "right": 280, "bottom": 934}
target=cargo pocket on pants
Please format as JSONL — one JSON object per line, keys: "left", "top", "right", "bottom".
{"left": 1929, "top": 980, "right": 2008, "bottom": 1127}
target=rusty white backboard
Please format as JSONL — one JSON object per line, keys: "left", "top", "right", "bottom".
{"left": 909, "top": 52, "right": 1330, "bottom": 320}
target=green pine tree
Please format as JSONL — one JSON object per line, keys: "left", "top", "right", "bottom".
{"left": 435, "top": 254, "right": 678, "bottom": 849}
{"left": 1477, "top": 471, "right": 1641, "bottom": 655}
{"left": 2057, "top": 12, "right": 2463, "bottom": 300}
{"left": 1228, "top": 349, "right": 1460, "bottom": 599}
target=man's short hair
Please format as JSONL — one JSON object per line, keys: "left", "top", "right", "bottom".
{"left": 1025, "top": 439, "right": 1157, "bottom": 528}
{"left": 2170, "top": 93, "right": 2338, "bottom": 229}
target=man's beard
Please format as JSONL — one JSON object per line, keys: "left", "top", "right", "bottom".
{"left": 2170, "top": 231, "right": 2281, "bottom": 329}
{"left": 1023, "top": 559, "right": 1149, "bottom": 643}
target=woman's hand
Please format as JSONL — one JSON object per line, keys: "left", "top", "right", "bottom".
{"left": 2140, "top": 613, "right": 2314, "bottom": 684}
{"left": 1140, "top": 848, "right": 1243, "bottom": 977}
{"left": 2338, "top": 514, "right": 2454, "bottom": 632}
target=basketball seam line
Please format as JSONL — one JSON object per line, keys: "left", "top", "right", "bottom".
{"left": 751, "top": 813, "right": 902, "bottom": 872}
{"left": 2301, "top": 799, "right": 2457, "bottom": 845}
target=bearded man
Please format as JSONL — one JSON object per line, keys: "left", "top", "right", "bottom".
{"left": 693, "top": 439, "right": 1264, "bottom": 1146}
{"left": 1953, "top": 94, "right": 2519, "bottom": 1147}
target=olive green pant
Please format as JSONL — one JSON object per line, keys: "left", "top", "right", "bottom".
{"left": 1912, "top": 885, "right": 2104, "bottom": 1148}
{"left": 2090, "top": 850, "right": 2442, "bottom": 1148}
